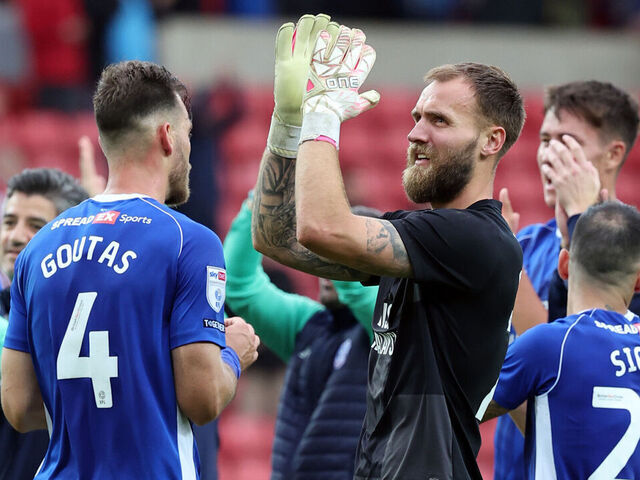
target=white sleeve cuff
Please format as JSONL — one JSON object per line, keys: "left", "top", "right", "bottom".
{"left": 299, "top": 112, "right": 341, "bottom": 149}
{"left": 267, "top": 115, "right": 301, "bottom": 158}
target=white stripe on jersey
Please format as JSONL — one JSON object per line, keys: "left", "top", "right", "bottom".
{"left": 177, "top": 407, "right": 197, "bottom": 480}
{"left": 476, "top": 378, "right": 499, "bottom": 421}
{"left": 139, "top": 197, "right": 184, "bottom": 257}
{"left": 534, "top": 395, "right": 557, "bottom": 480}
{"left": 44, "top": 402, "right": 52, "bottom": 436}
{"left": 544, "top": 313, "right": 586, "bottom": 395}
{"left": 534, "top": 313, "right": 586, "bottom": 479}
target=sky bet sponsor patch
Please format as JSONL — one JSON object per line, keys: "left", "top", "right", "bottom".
{"left": 206, "top": 266, "right": 226, "bottom": 313}
{"left": 203, "top": 318, "right": 225, "bottom": 332}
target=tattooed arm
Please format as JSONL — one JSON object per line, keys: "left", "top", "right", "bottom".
{"left": 252, "top": 148, "right": 370, "bottom": 281}
{"left": 293, "top": 140, "right": 413, "bottom": 279}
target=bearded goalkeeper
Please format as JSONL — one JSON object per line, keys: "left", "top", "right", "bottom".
{"left": 252, "top": 14, "right": 525, "bottom": 479}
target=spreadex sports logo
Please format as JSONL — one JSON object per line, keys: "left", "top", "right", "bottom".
{"left": 93, "top": 211, "right": 120, "bottom": 224}
{"left": 594, "top": 320, "right": 640, "bottom": 335}
{"left": 51, "top": 211, "right": 152, "bottom": 230}
{"left": 51, "top": 211, "right": 120, "bottom": 229}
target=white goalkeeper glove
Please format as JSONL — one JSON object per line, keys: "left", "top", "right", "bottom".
{"left": 267, "top": 14, "right": 339, "bottom": 158}
{"left": 299, "top": 25, "right": 380, "bottom": 149}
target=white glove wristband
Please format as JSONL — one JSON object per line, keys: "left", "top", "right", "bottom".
{"left": 299, "top": 111, "right": 341, "bottom": 149}
{"left": 267, "top": 115, "right": 301, "bottom": 158}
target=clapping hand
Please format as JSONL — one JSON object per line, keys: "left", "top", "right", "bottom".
{"left": 78, "top": 136, "right": 106, "bottom": 196}
{"left": 499, "top": 187, "right": 520, "bottom": 233}
{"left": 300, "top": 25, "right": 380, "bottom": 147}
{"left": 268, "top": 14, "right": 339, "bottom": 157}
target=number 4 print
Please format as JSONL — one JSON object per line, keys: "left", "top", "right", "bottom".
{"left": 590, "top": 386, "right": 640, "bottom": 479}
{"left": 56, "top": 292, "right": 118, "bottom": 408}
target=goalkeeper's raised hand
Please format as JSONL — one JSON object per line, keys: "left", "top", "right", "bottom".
{"left": 267, "top": 14, "right": 339, "bottom": 158}
{"left": 300, "top": 25, "right": 380, "bottom": 149}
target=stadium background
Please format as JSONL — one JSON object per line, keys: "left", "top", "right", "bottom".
{"left": 0, "top": 1, "right": 638, "bottom": 477}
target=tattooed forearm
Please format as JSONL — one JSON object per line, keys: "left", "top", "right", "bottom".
{"left": 252, "top": 150, "right": 367, "bottom": 281}
{"left": 252, "top": 151, "right": 297, "bottom": 250}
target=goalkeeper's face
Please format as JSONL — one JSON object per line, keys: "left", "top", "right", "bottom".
{"left": 165, "top": 98, "right": 192, "bottom": 207}
{"left": 403, "top": 78, "right": 482, "bottom": 206}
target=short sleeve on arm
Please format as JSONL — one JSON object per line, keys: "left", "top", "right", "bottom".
{"left": 170, "top": 224, "right": 227, "bottom": 350}
{"left": 4, "top": 253, "right": 30, "bottom": 353}
{"left": 493, "top": 324, "right": 564, "bottom": 410}
{"left": 388, "top": 207, "right": 500, "bottom": 289}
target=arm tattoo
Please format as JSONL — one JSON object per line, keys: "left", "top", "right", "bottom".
{"left": 252, "top": 151, "right": 367, "bottom": 281}
{"left": 365, "top": 219, "right": 409, "bottom": 264}
{"left": 252, "top": 152, "right": 296, "bottom": 251}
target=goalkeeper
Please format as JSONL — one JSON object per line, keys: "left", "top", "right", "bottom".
{"left": 224, "top": 189, "right": 378, "bottom": 479}
{"left": 252, "top": 13, "right": 525, "bottom": 479}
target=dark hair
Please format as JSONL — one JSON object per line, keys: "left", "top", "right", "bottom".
{"left": 6, "top": 168, "right": 89, "bottom": 215}
{"left": 544, "top": 81, "right": 639, "bottom": 163}
{"left": 93, "top": 60, "right": 191, "bottom": 142}
{"left": 424, "top": 62, "right": 525, "bottom": 159}
{"left": 571, "top": 201, "right": 640, "bottom": 286}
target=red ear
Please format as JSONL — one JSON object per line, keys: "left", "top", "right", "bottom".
{"left": 558, "top": 248, "right": 569, "bottom": 281}
{"left": 634, "top": 273, "right": 640, "bottom": 293}
{"left": 158, "top": 123, "right": 173, "bottom": 156}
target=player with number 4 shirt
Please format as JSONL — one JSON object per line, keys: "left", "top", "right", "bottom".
{"left": 1, "top": 61, "right": 259, "bottom": 480}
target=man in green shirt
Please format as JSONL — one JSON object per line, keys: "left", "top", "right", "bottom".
{"left": 224, "top": 192, "right": 378, "bottom": 479}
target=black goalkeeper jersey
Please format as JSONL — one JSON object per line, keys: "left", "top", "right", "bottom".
{"left": 354, "top": 199, "right": 522, "bottom": 480}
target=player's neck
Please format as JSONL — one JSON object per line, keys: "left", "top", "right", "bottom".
{"left": 432, "top": 174, "right": 494, "bottom": 210}
{"left": 103, "top": 159, "right": 167, "bottom": 204}
{"left": 567, "top": 280, "right": 629, "bottom": 316}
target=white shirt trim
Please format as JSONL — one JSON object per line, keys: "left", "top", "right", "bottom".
{"left": 534, "top": 395, "right": 557, "bottom": 480}
{"left": 177, "top": 407, "right": 197, "bottom": 480}
{"left": 92, "top": 193, "right": 151, "bottom": 202}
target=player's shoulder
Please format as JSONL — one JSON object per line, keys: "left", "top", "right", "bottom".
{"left": 113, "top": 196, "right": 219, "bottom": 242}
{"left": 154, "top": 207, "right": 223, "bottom": 262}
{"left": 172, "top": 210, "right": 221, "bottom": 244}
{"left": 385, "top": 199, "right": 502, "bottom": 225}
{"left": 516, "top": 315, "right": 578, "bottom": 350}
{"left": 516, "top": 217, "right": 557, "bottom": 243}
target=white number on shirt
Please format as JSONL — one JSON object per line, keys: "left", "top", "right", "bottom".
{"left": 56, "top": 292, "right": 118, "bottom": 408}
{"left": 589, "top": 386, "right": 640, "bottom": 479}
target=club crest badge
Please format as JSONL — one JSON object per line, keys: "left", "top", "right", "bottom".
{"left": 206, "top": 266, "right": 226, "bottom": 313}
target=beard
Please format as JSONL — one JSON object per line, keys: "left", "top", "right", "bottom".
{"left": 166, "top": 153, "right": 190, "bottom": 207}
{"left": 402, "top": 137, "right": 477, "bottom": 205}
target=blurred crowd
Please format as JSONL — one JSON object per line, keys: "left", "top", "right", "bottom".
{"left": 0, "top": 3, "right": 639, "bottom": 479}
{"left": 0, "top": 0, "right": 639, "bottom": 116}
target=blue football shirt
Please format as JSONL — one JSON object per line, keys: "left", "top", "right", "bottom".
{"left": 494, "top": 309, "right": 640, "bottom": 479}
{"left": 4, "top": 194, "right": 227, "bottom": 480}
{"left": 495, "top": 218, "right": 560, "bottom": 480}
